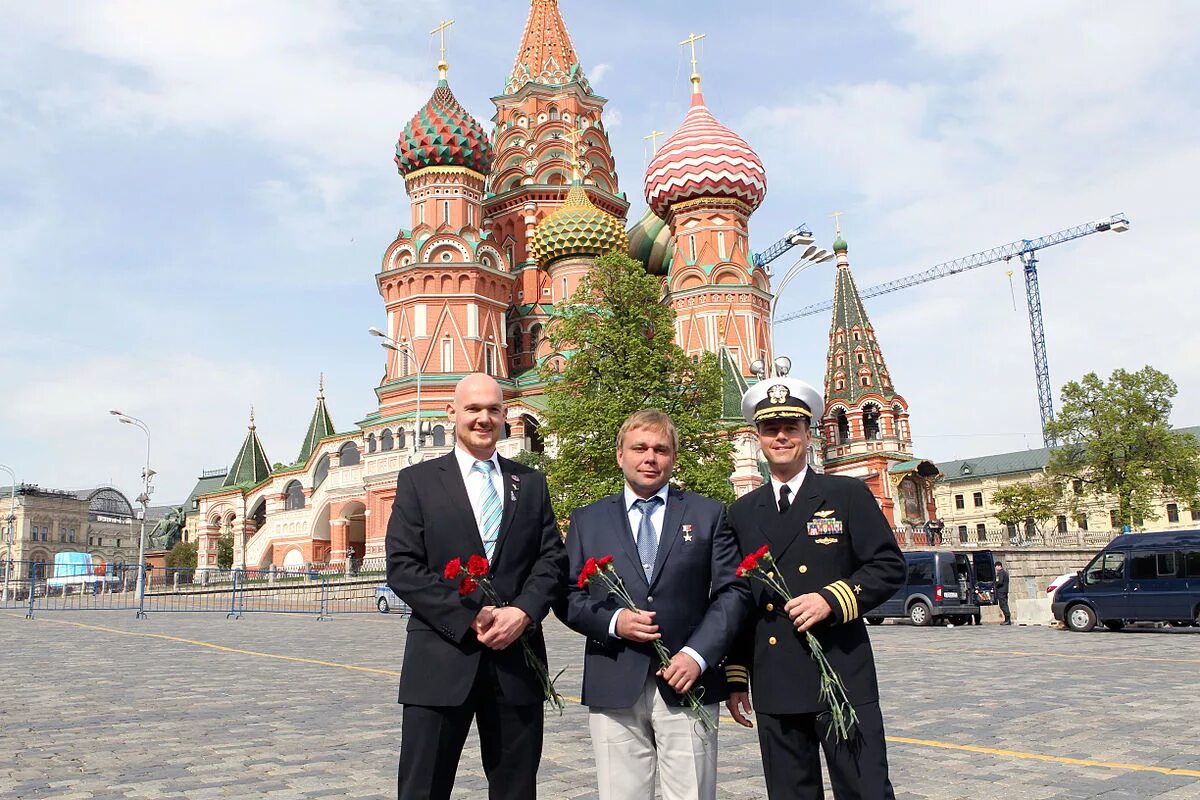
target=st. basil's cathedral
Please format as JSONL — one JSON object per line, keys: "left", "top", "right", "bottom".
{"left": 189, "top": 0, "right": 938, "bottom": 573}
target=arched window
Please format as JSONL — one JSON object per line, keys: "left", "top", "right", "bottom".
{"left": 856, "top": 353, "right": 865, "bottom": 364}
{"left": 835, "top": 409, "right": 850, "bottom": 444}
{"left": 863, "top": 404, "right": 881, "bottom": 441}
{"left": 380, "top": 429, "right": 394, "bottom": 451}
{"left": 530, "top": 324, "right": 543, "bottom": 355}
{"left": 284, "top": 481, "right": 305, "bottom": 511}
{"left": 860, "top": 375, "right": 871, "bottom": 387}
{"left": 313, "top": 454, "right": 331, "bottom": 489}
{"left": 432, "top": 425, "right": 447, "bottom": 447}
{"left": 338, "top": 441, "right": 360, "bottom": 467}
{"left": 397, "top": 428, "right": 407, "bottom": 449}
{"left": 366, "top": 433, "right": 377, "bottom": 453}
{"left": 549, "top": 105, "right": 559, "bottom": 120}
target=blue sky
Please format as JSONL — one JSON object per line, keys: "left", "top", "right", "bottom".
{"left": 2, "top": 0, "right": 1198, "bottom": 504}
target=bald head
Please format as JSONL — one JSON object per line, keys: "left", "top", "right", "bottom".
{"left": 449, "top": 373, "right": 505, "bottom": 459}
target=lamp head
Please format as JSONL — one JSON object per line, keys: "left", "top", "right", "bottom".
{"left": 367, "top": 326, "right": 386, "bottom": 338}
{"left": 773, "top": 356, "right": 792, "bottom": 377}
{"left": 749, "top": 359, "right": 766, "bottom": 380}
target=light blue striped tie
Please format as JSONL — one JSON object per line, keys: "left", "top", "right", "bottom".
{"left": 474, "top": 460, "right": 502, "bottom": 559}
{"left": 633, "top": 496, "right": 663, "bottom": 581}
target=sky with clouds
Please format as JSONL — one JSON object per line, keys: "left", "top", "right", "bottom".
{"left": 2, "top": 0, "right": 1198, "bottom": 505}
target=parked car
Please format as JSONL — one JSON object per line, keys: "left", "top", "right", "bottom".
{"left": 864, "top": 550, "right": 996, "bottom": 626}
{"left": 1052, "top": 530, "right": 1200, "bottom": 632}
{"left": 375, "top": 584, "right": 408, "bottom": 615}
{"left": 1047, "top": 572, "right": 1076, "bottom": 601}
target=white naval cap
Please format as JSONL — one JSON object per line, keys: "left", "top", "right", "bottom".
{"left": 740, "top": 377, "right": 825, "bottom": 426}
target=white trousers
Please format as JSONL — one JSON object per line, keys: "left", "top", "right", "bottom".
{"left": 588, "top": 675, "right": 719, "bottom": 800}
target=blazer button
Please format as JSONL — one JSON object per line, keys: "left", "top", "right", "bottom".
{"left": 765, "top": 603, "right": 775, "bottom": 612}
{"left": 646, "top": 595, "right": 654, "bottom": 603}
{"left": 768, "top": 636, "right": 778, "bottom": 646}
{"left": 798, "top": 565, "right": 808, "bottom": 574}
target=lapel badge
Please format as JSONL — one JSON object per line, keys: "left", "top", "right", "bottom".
{"left": 682, "top": 523, "right": 693, "bottom": 543}
{"left": 511, "top": 474, "right": 520, "bottom": 483}
{"left": 510, "top": 490, "right": 518, "bottom": 502}
{"left": 815, "top": 536, "right": 838, "bottom": 545}
{"left": 815, "top": 509, "right": 835, "bottom": 518}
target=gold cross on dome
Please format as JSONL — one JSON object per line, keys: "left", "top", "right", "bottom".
{"left": 430, "top": 19, "right": 455, "bottom": 64}
{"left": 643, "top": 129, "right": 665, "bottom": 153}
{"left": 679, "top": 32, "right": 706, "bottom": 75}
{"left": 831, "top": 210, "right": 845, "bottom": 238}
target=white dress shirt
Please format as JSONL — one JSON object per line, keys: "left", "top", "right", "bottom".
{"left": 608, "top": 483, "right": 706, "bottom": 672}
{"left": 769, "top": 465, "right": 809, "bottom": 511}
{"left": 454, "top": 445, "right": 503, "bottom": 533}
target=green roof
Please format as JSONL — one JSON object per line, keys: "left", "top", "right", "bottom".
{"left": 185, "top": 472, "right": 230, "bottom": 509}
{"left": 297, "top": 388, "right": 335, "bottom": 465}
{"left": 222, "top": 415, "right": 272, "bottom": 488}
{"left": 719, "top": 348, "right": 750, "bottom": 421}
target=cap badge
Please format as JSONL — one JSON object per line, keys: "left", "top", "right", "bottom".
{"left": 767, "top": 384, "right": 789, "bottom": 404}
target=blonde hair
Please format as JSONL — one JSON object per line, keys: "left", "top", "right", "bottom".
{"left": 616, "top": 409, "right": 678, "bottom": 453}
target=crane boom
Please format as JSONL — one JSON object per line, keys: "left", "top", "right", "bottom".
{"left": 772, "top": 213, "right": 1130, "bottom": 446}
{"left": 753, "top": 224, "right": 814, "bottom": 268}
{"left": 775, "top": 214, "right": 1129, "bottom": 322}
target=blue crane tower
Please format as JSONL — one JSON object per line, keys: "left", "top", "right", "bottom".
{"left": 753, "top": 224, "right": 816, "bottom": 268}
{"left": 772, "top": 214, "right": 1131, "bottom": 446}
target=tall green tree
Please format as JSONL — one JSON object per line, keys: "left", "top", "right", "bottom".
{"left": 164, "top": 540, "right": 198, "bottom": 583}
{"left": 537, "top": 251, "right": 735, "bottom": 518}
{"left": 1044, "top": 366, "right": 1200, "bottom": 529}
{"left": 217, "top": 533, "right": 234, "bottom": 570}
{"left": 991, "top": 479, "right": 1062, "bottom": 537}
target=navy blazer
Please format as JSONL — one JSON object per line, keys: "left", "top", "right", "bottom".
{"left": 562, "top": 487, "right": 748, "bottom": 710}
{"left": 386, "top": 452, "right": 567, "bottom": 707}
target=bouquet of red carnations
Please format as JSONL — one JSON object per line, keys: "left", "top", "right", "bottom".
{"left": 446, "top": 555, "right": 566, "bottom": 714}
{"left": 736, "top": 544, "right": 858, "bottom": 741}
{"left": 578, "top": 555, "right": 717, "bottom": 736}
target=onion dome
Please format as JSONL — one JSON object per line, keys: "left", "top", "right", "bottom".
{"left": 833, "top": 235, "right": 848, "bottom": 252}
{"left": 627, "top": 207, "right": 674, "bottom": 276}
{"left": 644, "top": 90, "right": 766, "bottom": 219}
{"left": 529, "top": 180, "right": 628, "bottom": 268}
{"left": 395, "top": 78, "right": 492, "bottom": 177}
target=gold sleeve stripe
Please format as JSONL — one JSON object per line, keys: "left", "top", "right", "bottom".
{"left": 726, "top": 668, "right": 749, "bottom": 679}
{"left": 825, "top": 582, "right": 851, "bottom": 620}
{"left": 836, "top": 580, "right": 859, "bottom": 620}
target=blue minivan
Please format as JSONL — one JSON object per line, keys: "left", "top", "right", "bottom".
{"left": 865, "top": 550, "right": 996, "bottom": 626}
{"left": 1052, "top": 530, "right": 1200, "bottom": 632}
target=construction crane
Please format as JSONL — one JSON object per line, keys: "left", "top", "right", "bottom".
{"left": 773, "top": 213, "right": 1131, "bottom": 446}
{"left": 753, "top": 224, "right": 815, "bottom": 268}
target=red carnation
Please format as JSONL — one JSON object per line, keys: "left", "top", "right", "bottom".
{"left": 444, "top": 558, "right": 462, "bottom": 580}
{"left": 597, "top": 555, "right": 614, "bottom": 570}
{"left": 467, "top": 554, "right": 489, "bottom": 578}
{"left": 577, "top": 557, "right": 598, "bottom": 589}
{"left": 458, "top": 576, "right": 478, "bottom": 596}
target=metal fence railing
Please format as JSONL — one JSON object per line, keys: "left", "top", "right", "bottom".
{"left": 0, "top": 560, "right": 408, "bottom": 620}
{"left": 894, "top": 526, "right": 1119, "bottom": 550}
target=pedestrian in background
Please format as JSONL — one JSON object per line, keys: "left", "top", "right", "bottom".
{"left": 995, "top": 561, "right": 1012, "bottom": 625}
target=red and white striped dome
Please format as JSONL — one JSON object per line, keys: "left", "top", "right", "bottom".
{"left": 644, "top": 91, "right": 767, "bottom": 219}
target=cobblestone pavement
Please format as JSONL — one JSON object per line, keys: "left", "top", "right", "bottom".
{"left": 2, "top": 609, "right": 1199, "bottom": 799}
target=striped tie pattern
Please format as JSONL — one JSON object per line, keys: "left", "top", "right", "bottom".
{"left": 474, "top": 460, "right": 502, "bottom": 559}
{"left": 632, "top": 496, "right": 663, "bottom": 581}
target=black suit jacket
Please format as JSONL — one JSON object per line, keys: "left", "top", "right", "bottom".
{"left": 725, "top": 470, "right": 904, "bottom": 715}
{"left": 563, "top": 487, "right": 748, "bottom": 709}
{"left": 386, "top": 451, "right": 567, "bottom": 707}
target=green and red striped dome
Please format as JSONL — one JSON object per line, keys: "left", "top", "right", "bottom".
{"left": 395, "top": 79, "right": 492, "bottom": 177}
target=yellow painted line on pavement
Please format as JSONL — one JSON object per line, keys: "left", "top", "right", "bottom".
{"left": 11, "top": 614, "right": 1200, "bottom": 779}
{"left": 5, "top": 613, "right": 402, "bottom": 677}
{"left": 885, "top": 736, "right": 1200, "bottom": 778}
{"left": 876, "top": 644, "right": 1200, "bottom": 666}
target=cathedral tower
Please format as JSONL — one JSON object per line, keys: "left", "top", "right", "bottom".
{"left": 818, "top": 233, "right": 918, "bottom": 525}
{"left": 484, "top": 0, "right": 627, "bottom": 376}
{"left": 643, "top": 40, "right": 772, "bottom": 377}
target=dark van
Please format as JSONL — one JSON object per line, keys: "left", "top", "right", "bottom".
{"left": 1052, "top": 530, "right": 1200, "bottom": 632}
{"left": 865, "top": 550, "right": 995, "bottom": 626}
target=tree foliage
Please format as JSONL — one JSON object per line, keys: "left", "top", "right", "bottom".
{"left": 537, "top": 251, "right": 736, "bottom": 518}
{"left": 164, "top": 540, "right": 198, "bottom": 583}
{"left": 217, "top": 533, "right": 234, "bottom": 570}
{"left": 991, "top": 479, "right": 1062, "bottom": 535}
{"left": 1044, "top": 366, "right": 1200, "bottom": 529}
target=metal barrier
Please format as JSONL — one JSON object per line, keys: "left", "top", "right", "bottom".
{"left": 1, "top": 560, "right": 407, "bottom": 621}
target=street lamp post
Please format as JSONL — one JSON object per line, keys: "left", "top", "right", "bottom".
{"left": 768, "top": 246, "right": 835, "bottom": 328}
{"left": 368, "top": 326, "right": 423, "bottom": 460}
{"left": 109, "top": 410, "right": 153, "bottom": 618}
{"left": 0, "top": 463, "right": 16, "bottom": 602}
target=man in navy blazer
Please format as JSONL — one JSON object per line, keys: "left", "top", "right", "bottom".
{"left": 562, "top": 409, "right": 747, "bottom": 800}
{"left": 386, "top": 374, "right": 567, "bottom": 800}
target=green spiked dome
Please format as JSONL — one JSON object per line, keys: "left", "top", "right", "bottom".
{"left": 626, "top": 206, "right": 674, "bottom": 276}
{"left": 529, "top": 180, "right": 628, "bottom": 268}
{"left": 833, "top": 235, "right": 849, "bottom": 252}
{"left": 395, "top": 78, "right": 492, "bottom": 177}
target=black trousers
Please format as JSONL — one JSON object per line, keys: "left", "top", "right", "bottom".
{"left": 998, "top": 594, "right": 1011, "bottom": 622}
{"left": 397, "top": 658, "right": 544, "bottom": 800}
{"left": 757, "top": 701, "right": 895, "bottom": 800}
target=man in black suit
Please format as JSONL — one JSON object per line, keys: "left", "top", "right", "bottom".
{"left": 562, "top": 409, "right": 746, "bottom": 800}
{"left": 386, "top": 373, "right": 567, "bottom": 800}
{"left": 724, "top": 377, "right": 905, "bottom": 799}
{"left": 995, "top": 561, "right": 1012, "bottom": 624}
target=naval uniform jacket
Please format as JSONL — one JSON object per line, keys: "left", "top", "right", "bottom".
{"left": 725, "top": 470, "right": 904, "bottom": 715}
{"left": 385, "top": 452, "right": 567, "bottom": 708}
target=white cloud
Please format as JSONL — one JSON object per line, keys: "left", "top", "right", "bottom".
{"left": 590, "top": 63, "right": 611, "bottom": 85}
